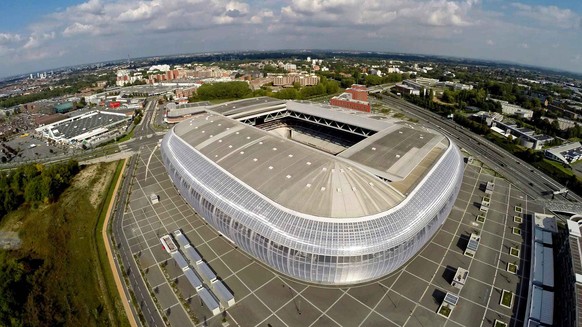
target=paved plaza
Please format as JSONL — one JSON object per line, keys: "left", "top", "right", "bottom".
{"left": 120, "top": 144, "right": 544, "bottom": 327}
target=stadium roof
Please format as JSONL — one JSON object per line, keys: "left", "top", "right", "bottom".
{"left": 208, "top": 97, "right": 286, "bottom": 116}
{"left": 172, "top": 101, "right": 450, "bottom": 219}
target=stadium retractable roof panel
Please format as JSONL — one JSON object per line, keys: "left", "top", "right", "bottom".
{"left": 338, "top": 123, "right": 447, "bottom": 181}
{"left": 208, "top": 97, "right": 286, "bottom": 117}
{"left": 173, "top": 112, "right": 406, "bottom": 218}
{"left": 286, "top": 101, "right": 391, "bottom": 132}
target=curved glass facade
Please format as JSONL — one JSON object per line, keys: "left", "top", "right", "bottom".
{"left": 161, "top": 128, "right": 464, "bottom": 285}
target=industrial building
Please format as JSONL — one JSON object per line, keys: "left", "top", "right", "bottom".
{"left": 545, "top": 142, "right": 582, "bottom": 165}
{"left": 494, "top": 100, "right": 534, "bottom": 119}
{"left": 160, "top": 97, "right": 464, "bottom": 285}
{"left": 491, "top": 120, "right": 554, "bottom": 150}
{"left": 35, "top": 110, "right": 130, "bottom": 147}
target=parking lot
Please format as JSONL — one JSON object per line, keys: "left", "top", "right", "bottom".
{"left": 2, "top": 135, "right": 67, "bottom": 163}
{"left": 120, "top": 144, "right": 544, "bottom": 327}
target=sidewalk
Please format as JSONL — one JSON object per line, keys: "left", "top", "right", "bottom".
{"left": 102, "top": 159, "right": 138, "bottom": 327}
{"left": 81, "top": 151, "right": 136, "bottom": 165}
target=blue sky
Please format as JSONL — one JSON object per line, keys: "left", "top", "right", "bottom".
{"left": 0, "top": 0, "right": 581, "bottom": 77}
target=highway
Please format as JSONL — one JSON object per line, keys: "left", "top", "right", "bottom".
{"left": 136, "top": 99, "right": 157, "bottom": 138}
{"left": 376, "top": 94, "right": 581, "bottom": 202}
{"left": 111, "top": 101, "right": 166, "bottom": 327}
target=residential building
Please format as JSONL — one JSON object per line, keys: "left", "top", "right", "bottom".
{"left": 272, "top": 74, "right": 320, "bottom": 87}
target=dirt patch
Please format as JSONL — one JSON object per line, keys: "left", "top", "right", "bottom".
{"left": 74, "top": 162, "right": 117, "bottom": 208}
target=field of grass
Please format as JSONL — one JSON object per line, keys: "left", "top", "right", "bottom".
{"left": 0, "top": 161, "right": 129, "bottom": 326}
{"left": 545, "top": 159, "right": 574, "bottom": 175}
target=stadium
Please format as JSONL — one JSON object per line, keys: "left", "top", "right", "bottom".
{"left": 161, "top": 97, "right": 464, "bottom": 285}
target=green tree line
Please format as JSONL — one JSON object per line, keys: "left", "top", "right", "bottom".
{"left": 189, "top": 78, "right": 341, "bottom": 102}
{"left": 0, "top": 160, "right": 80, "bottom": 218}
{"left": 194, "top": 81, "right": 253, "bottom": 100}
{"left": 440, "top": 88, "right": 502, "bottom": 112}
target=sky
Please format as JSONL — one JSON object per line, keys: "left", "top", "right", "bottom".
{"left": 0, "top": 0, "right": 581, "bottom": 78}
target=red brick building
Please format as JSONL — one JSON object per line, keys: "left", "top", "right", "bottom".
{"left": 345, "top": 84, "right": 369, "bottom": 102}
{"left": 329, "top": 84, "right": 371, "bottom": 113}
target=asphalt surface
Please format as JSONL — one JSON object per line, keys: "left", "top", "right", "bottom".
{"left": 112, "top": 100, "right": 167, "bottom": 327}
{"left": 109, "top": 94, "right": 574, "bottom": 327}
{"left": 120, "top": 144, "right": 540, "bottom": 327}
{"left": 376, "top": 94, "right": 580, "bottom": 203}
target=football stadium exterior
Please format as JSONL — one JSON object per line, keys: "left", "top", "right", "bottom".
{"left": 161, "top": 98, "right": 464, "bottom": 285}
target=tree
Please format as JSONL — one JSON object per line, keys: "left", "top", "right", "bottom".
{"left": 274, "top": 88, "right": 299, "bottom": 100}
{"left": 441, "top": 89, "right": 456, "bottom": 103}
{"left": 325, "top": 80, "right": 339, "bottom": 94}
{"left": 24, "top": 178, "right": 43, "bottom": 203}
{"left": 3, "top": 190, "right": 20, "bottom": 214}
{"left": 340, "top": 77, "right": 355, "bottom": 88}
{"left": 364, "top": 74, "right": 382, "bottom": 86}
{"left": 196, "top": 81, "right": 252, "bottom": 100}
{"left": 0, "top": 254, "right": 31, "bottom": 325}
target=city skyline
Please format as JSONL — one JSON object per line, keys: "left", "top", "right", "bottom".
{"left": 1, "top": 0, "right": 581, "bottom": 77}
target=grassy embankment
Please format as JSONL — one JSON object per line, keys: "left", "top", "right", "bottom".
{"left": 116, "top": 126, "right": 135, "bottom": 143}
{"left": 0, "top": 160, "right": 129, "bottom": 327}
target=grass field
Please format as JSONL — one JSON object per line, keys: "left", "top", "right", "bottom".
{"left": 543, "top": 158, "right": 574, "bottom": 176}
{"left": 0, "top": 161, "right": 129, "bottom": 326}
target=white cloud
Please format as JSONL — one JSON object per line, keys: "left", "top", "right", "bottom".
{"left": 0, "top": 33, "right": 22, "bottom": 45}
{"left": 75, "top": 0, "right": 103, "bottom": 14}
{"left": 280, "top": 0, "right": 479, "bottom": 27}
{"left": 1, "top": 0, "right": 582, "bottom": 76}
{"left": 117, "top": 1, "right": 159, "bottom": 23}
{"left": 63, "top": 23, "right": 94, "bottom": 37}
{"left": 250, "top": 10, "right": 275, "bottom": 24}
{"left": 512, "top": 2, "right": 581, "bottom": 29}
{"left": 23, "top": 32, "right": 55, "bottom": 49}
